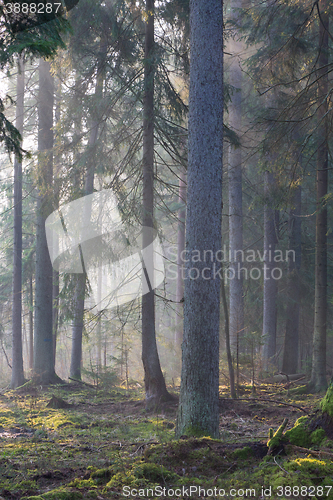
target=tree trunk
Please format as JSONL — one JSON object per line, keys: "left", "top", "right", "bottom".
{"left": 282, "top": 185, "right": 301, "bottom": 374}
{"left": 141, "top": 0, "right": 170, "bottom": 406}
{"left": 228, "top": 0, "right": 244, "bottom": 357}
{"left": 69, "top": 44, "right": 105, "bottom": 381}
{"left": 310, "top": 0, "right": 329, "bottom": 392}
{"left": 52, "top": 79, "right": 61, "bottom": 370}
{"left": 262, "top": 171, "right": 278, "bottom": 372}
{"left": 175, "top": 169, "right": 186, "bottom": 351}
{"left": 11, "top": 56, "right": 25, "bottom": 389}
{"left": 29, "top": 275, "right": 33, "bottom": 373}
{"left": 221, "top": 267, "right": 236, "bottom": 399}
{"left": 33, "top": 59, "right": 59, "bottom": 384}
{"left": 176, "top": 0, "right": 223, "bottom": 438}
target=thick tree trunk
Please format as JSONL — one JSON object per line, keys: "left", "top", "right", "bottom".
{"left": 141, "top": 0, "right": 170, "bottom": 405}
{"left": 11, "top": 56, "right": 25, "bottom": 389}
{"left": 282, "top": 185, "right": 301, "bottom": 374}
{"left": 310, "top": 0, "right": 329, "bottom": 392}
{"left": 176, "top": 0, "right": 223, "bottom": 438}
{"left": 34, "top": 59, "right": 58, "bottom": 384}
{"left": 228, "top": 0, "right": 244, "bottom": 357}
{"left": 262, "top": 171, "right": 278, "bottom": 372}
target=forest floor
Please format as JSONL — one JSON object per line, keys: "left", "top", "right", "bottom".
{"left": 0, "top": 381, "right": 332, "bottom": 500}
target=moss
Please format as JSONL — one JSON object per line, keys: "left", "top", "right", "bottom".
{"left": 24, "top": 492, "right": 83, "bottom": 500}
{"left": 283, "top": 416, "right": 311, "bottom": 447}
{"left": 320, "top": 383, "right": 333, "bottom": 417}
{"left": 106, "top": 471, "right": 148, "bottom": 489}
{"left": 13, "top": 480, "right": 37, "bottom": 492}
{"left": 133, "top": 462, "right": 175, "bottom": 482}
{"left": 311, "top": 428, "right": 326, "bottom": 445}
{"left": 182, "top": 424, "right": 209, "bottom": 437}
{"left": 22, "top": 497, "right": 44, "bottom": 500}
{"left": 267, "top": 419, "right": 289, "bottom": 450}
{"left": 68, "top": 478, "right": 97, "bottom": 488}
{"left": 90, "top": 468, "right": 112, "bottom": 484}
{"left": 42, "top": 489, "right": 83, "bottom": 499}
{"left": 232, "top": 446, "right": 253, "bottom": 459}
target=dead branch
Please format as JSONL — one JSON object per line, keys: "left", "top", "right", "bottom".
{"left": 288, "top": 445, "right": 333, "bottom": 459}
{"left": 219, "top": 397, "right": 307, "bottom": 412}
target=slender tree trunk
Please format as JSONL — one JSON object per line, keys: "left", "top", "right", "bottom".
{"left": 310, "top": 0, "right": 329, "bottom": 392}
{"left": 228, "top": 0, "right": 244, "bottom": 357}
{"left": 282, "top": 185, "right": 301, "bottom": 374}
{"left": 176, "top": 0, "right": 223, "bottom": 438}
{"left": 70, "top": 273, "right": 85, "bottom": 380}
{"left": 11, "top": 56, "right": 25, "bottom": 389}
{"left": 141, "top": 0, "right": 170, "bottom": 406}
{"left": 29, "top": 275, "right": 33, "bottom": 373}
{"left": 34, "top": 59, "right": 59, "bottom": 384}
{"left": 175, "top": 169, "right": 186, "bottom": 350}
{"left": 52, "top": 79, "right": 61, "bottom": 369}
{"left": 262, "top": 171, "right": 278, "bottom": 371}
{"left": 70, "top": 44, "right": 105, "bottom": 381}
{"left": 221, "top": 268, "right": 236, "bottom": 399}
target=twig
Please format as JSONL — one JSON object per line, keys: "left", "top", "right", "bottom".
{"left": 239, "top": 372, "right": 262, "bottom": 386}
{"left": 274, "top": 455, "right": 290, "bottom": 474}
{"left": 219, "top": 397, "right": 307, "bottom": 412}
{"left": 68, "top": 377, "right": 95, "bottom": 388}
{"left": 1, "top": 339, "right": 11, "bottom": 369}
{"left": 289, "top": 445, "right": 333, "bottom": 458}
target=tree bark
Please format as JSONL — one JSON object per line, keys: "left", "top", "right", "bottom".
{"left": 228, "top": 0, "right": 244, "bottom": 357}
{"left": 221, "top": 267, "right": 236, "bottom": 399}
{"left": 262, "top": 171, "right": 278, "bottom": 372}
{"left": 282, "top": 185, "right": 301, "bottom": 374}
{"left": 34, "top": 59, "right": 58, "bottom": 384}
{"left": 52, "top": 81, "right": 61, "bottom": 370}
{"left": 11, "top": 56, "right": 25, "bottom": 389}
{"left": 141, "top": 0, "right": 170, "bottom": 406}
{"left": 309, "top": 0, "right": 329, "bottom": 392}
{"left": 175, "top": 169, "right": 186, "bottom": 351}
{"left": 29, "top": 275, "right": 33, "bottom": 373}
{"left": 176, "top": 0, "right": 223, "bottom": 438}
{"left": 69, "top": 42, "right": 105, "bottom": 381}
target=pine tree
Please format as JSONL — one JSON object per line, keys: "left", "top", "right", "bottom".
{"left": 176, "top": 0, "right": 223, "bottom": 438}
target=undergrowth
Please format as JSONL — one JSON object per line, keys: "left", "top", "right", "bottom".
{"left": 0, "top": 383, "right": 330, "bottom": 499}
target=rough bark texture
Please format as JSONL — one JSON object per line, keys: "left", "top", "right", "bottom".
{"left": 176, "top": 0, "right": 223, "bottom": 438}
{"left": 11, "top": 57, "right": 25, "bottom": 389}
{"left": 262, "top": 171, "right": 278, "bottom": 372}
{"left": 282, "top": 186, "right": 301, "bottom": 374}
{"left": 310, "top": 0, "right": 329, "bottom": 392}
{"left": 228, "top": 0, "right": 244, "bottom": 357}
{"left": 34, "top": 59, "right": 58, "bottom": 384}
{"left": 141, "top": 0, "right": 170, "bottom": 406}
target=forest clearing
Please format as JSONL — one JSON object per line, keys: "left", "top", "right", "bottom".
{"left": 0, "top": 381, "right": 331, "bottom": 500}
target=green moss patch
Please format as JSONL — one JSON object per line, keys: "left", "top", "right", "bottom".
{"left": 320, "top": 383, "right": 333, "bottom": 417}
{"left": 284, "top": 416, "right": 311, "bottom": 447}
